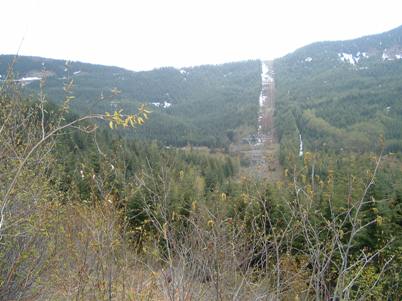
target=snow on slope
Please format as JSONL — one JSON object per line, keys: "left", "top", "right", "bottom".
{"left": 151, "top": 101, "right": 172, "bottom": 108}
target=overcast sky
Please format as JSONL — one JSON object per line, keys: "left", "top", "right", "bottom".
{"left": 2, "top": 0, "right": 402, "bottom": 71}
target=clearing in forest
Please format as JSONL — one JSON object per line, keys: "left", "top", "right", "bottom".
{"left": 232, "top": 60, "right": 282, "bottom": 182}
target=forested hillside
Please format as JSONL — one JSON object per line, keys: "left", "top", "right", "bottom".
{"left": 0, "top": 56, "right": 261, "bottom": 147}
{"left": 272, "top": 26, "right": 402, "bottom": 300}
{"left": 273, "top": 25, "right": 402, "bottom": 201}
{"left": 274, "top": 25, "right": 402, "bottom": 155}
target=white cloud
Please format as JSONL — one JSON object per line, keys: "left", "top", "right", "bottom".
{"left": 2, "top": 0, "right": 402, "bottom": 70}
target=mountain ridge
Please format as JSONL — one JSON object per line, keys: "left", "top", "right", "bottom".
{"left": 285, "top": 24, "right": 402, "bottom": 58}
{"left": 0, "top": 55, "right": 261, "bottom": 148}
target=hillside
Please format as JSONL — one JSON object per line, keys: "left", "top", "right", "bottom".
{"left": 269, "top": 28, "right": 402, "bottom": 299}
{"left": 274, "top": 25, "right": 402, "bottom": 156}
{"left": 0, "top": 56, "right": 261, "bottom": 147}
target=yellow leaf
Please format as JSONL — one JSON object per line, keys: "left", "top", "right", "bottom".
{"left": 123, "top": 118, "right": 130, "bottom": 127}
{"left": 129, "top": 116, "right": 135, "bottom": 127}
{"left": 375, "top": 215, "right": 383, "bottom": 226}
{"left": 109, "top": 121, "right": 114, "bottom": 129}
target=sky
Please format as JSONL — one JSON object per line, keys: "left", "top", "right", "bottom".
{"left": 2, "top": 0, "right": 402, "bottom": 71}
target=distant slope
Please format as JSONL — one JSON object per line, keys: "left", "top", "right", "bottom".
{"left": 0, "top": 55, "right": 261, "bottom": 147}
{"left": 274, "top": 24, "right": 402, "bottom": 160}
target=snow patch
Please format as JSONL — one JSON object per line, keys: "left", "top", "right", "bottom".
{"left": 164, "top": 101, "right": 172, "bottom": 108}
{"left": 18, "top": 77, "right": 41, "bottom": 82}
{"left": 338, "top": 53, "right": 356, "bottom": 65}
{"left": 338, "top": 52, "right": 369, "bottom": 65}
{"left": 260, "top": 61, "right": 273, "bottom": 83}
{"left": 299, "top": 134, "right": 303, "bottom": 157}
{"left": 382, "top": 51, "right": 391, "bottom": 61}
{"left": 151, "top": 101, "right": 172, "bottom": 108}
{"left": 259, "top": 95, "right": 267, "bottom": 107}
{"left": 259, "top": 61, "right": 273, "bottom": 108}
{"left": 73, "top": 70, "right": 81, "bottom": 75}
{"left": 10, "top": 76, "right": 41, "bottom": 86}
{"left": 179, "top": 69, "right": 187, "bottom": 75}
{"left": 305, "top": 57, "right": 313, "bottom": 62}
{"left": 382, "top": 48, "right": 402, "bottom": 60}
{"left": 261, "top": 62, "right": 268, "bottom": 74}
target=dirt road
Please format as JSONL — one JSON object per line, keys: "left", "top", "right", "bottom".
{"left": 233, "top": 60, "right": 282, "bottom": 181}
